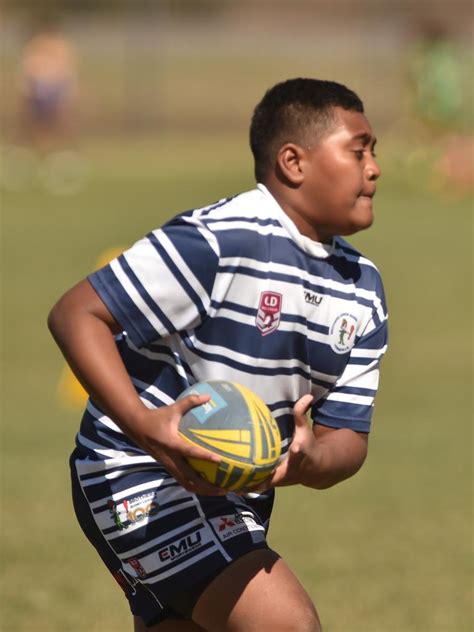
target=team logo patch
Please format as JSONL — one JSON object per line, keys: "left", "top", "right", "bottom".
{"left": 209, "top": 512, "right": 264, "bottom": 541}
{"left": 107, "top": 491, "right": 159, "bottom": 530}
{"left": 126, "top": 557, "right": 147, "bottom": 579}
{"left": 256, "top": 291, "right": 282, "bottom": 336}
{"left": 329, "top": 313, "right": 358, "bottom": 354}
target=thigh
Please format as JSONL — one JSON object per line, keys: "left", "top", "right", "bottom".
{"left": 192, "top": 548, "right": 321, "bottom": 632}
{"left": 71, "top": 452, "right": 277, "bottom": 628}
{"left": 134, "top": 615, "right": 205, "bottom": 632}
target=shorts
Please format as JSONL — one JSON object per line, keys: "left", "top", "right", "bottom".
{"left": 70, "top": 448, "right": 274, "bottom": 627}
{"left": 26, "top": 78, "right": 72, "bottom": 123}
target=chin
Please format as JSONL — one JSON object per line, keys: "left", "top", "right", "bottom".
{"left": 358, "top": 212, "right": 374, "bottom": 231}
{"left": 354, "top": 203, "right": 374, "bottom": 230}
{"left": 340, "top": 211, "right": 374, "bottom": 236}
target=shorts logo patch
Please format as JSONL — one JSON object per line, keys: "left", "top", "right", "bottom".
{"left": 107, "top": 491, "right": 159, "bottom": 530}
{"left": 256, "top": 291, "right": 282, "bottom": 336}
{"left": 158, "top": 530, "right": 204, "bottom": 563}
{"left": 210, "top": 512, "right": 264, "bottom": 541}
{"left": 218, "top": 516, "right": 237, "bottom": 531}
{"left": 126, "top": 557, "right": 147, "bottom": 579}
{"left": 329, "top": 313, "right": 358, "bottom": 354}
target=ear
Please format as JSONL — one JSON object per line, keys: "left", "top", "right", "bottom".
{"left": 276, "top": 143, "right": 306, "bottom": 185}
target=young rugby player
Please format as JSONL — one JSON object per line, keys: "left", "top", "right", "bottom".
{"left": 49, "top": 78, "right": 387, "bottom": 632}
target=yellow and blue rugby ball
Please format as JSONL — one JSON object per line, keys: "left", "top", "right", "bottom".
{"left": 178, "top": 380, "right": 281, "bottom": 492}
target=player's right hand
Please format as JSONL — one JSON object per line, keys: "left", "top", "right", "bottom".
{"left": 127, "top": 394, "right": 227, "bottom": 496}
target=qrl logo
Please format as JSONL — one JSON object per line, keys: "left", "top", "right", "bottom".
{"left": 256, "top": 291, "right": 282, "bottom": 336}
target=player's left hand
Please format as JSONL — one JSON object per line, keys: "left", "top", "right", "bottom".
{"left": 269, "top": 394, "right": 316, "bottom": 487}
{"left": 243, "top": 394, "right": 316, "bottom": 493}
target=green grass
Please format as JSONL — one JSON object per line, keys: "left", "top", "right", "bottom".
{"left": 1, "top": 133, "right": 472, "bottom": 631}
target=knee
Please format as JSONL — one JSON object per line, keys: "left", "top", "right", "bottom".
{"left": 293, "top": 603, "right": 322, "bottom": 632}
{"left": 269, "top": 602, "right": 322, "bottom": 632}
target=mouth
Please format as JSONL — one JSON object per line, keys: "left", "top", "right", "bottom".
{"left": 359, "top": 189, "right": 376, "bottom": 199}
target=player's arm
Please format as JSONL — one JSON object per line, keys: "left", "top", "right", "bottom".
{"left": 265, "top": 395, "right": 368, "bottom": 490}
{"left": 48, "top": 278, "right": 223, "bottom": 495}
{"left": 277, "top": 280, "right": 387, "bottom": 490}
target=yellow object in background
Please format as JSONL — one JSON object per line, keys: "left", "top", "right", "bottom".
{"left": 56, "top": 246, "right": 125, "bottom": 409}
{"left": 57, "top": 365, "right": 89, "bottom": 409}
{"left": 95, "top": 246, "right": 126, "bottom": 270}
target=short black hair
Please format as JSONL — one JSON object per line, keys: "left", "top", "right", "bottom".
{"left": 249, "top": 78, "right": 364, "bottom": 182}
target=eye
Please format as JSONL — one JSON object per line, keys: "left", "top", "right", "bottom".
{"left": 354, "top": 149, "right": 377, "bottom": 160}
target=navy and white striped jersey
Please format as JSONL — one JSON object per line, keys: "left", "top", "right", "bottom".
{"left": 79, "top": 184, "right": 388, "bottom": 465}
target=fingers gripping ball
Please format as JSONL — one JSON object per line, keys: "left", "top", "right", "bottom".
{"left": 178, "top": 380, "right": 281, "bottom": 492}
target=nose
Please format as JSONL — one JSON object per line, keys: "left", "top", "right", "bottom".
{"left": 366, "top": 155, "right": 381, "bottom": 181}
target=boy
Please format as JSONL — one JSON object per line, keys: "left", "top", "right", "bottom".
{"left": 48, "top": 78, "right": 387, "bottom": 632}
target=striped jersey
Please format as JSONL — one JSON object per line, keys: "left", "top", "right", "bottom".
{"left": 79, "top": 184, "right": 388, "bottom": 464}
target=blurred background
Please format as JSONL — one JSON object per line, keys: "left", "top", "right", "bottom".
{"left": 1, "top": 1, "right": 472, "bottom": 630}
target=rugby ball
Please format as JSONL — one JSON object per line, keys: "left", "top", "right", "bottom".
{"left": 178, "top": 380, "right": 281, "bottom": 492}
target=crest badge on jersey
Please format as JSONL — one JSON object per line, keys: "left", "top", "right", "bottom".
{"left": 256, "top": 291, "right": 282, "bottom": 336}
{"left": 329, "top": 313, "right": 358, "bottom": 354}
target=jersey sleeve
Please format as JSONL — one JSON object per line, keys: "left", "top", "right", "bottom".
{"left": 88, "top": 215, "right": 220, "bottom": 348}
{"left": 312, "top": 284, "right": 388, "bottom": 433}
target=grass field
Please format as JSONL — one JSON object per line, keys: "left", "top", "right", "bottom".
{"left": 1, "top": 133, "right": 472, "bottom": 631}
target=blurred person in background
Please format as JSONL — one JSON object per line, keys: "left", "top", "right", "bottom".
{"left": 19, "top": 19, "right": 78, "bottom": 154}
{"left": 3, "top": 18, "right": 87, "bottom": 195}
{"left": 410, "top": 18, "right": 473, "bottom": 197}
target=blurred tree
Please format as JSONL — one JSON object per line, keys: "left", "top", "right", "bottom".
{"left": 410, "top": 18, "right": 470, "bottom": 132}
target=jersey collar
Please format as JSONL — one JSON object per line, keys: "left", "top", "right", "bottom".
{"left": 257, "top": 183, "right": 335, "bottom": 259}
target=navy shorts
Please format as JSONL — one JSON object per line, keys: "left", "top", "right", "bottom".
{"left": 70, "top": 449, "right": 274, "bottom": 627}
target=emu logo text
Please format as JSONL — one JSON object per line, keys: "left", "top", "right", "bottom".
{"left": 158, "top": 531, "right": 203, "bottom": 563}
{"left": 304, "top": 291, "right": 323, "bottom": 306}
{"left": 256, "top": 291, "right": 282, "bottom": 336}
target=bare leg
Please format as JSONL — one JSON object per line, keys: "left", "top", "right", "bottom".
{"left": 134, "top": 615, "right": 205, "bottom": 631}
{"left": 192, "top": 548, "right": 321, "bottom": 632}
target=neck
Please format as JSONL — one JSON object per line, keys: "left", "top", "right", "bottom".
{"left": 261, "top": 179, "right": 333, "bottom": 245}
